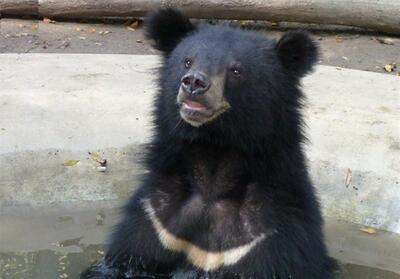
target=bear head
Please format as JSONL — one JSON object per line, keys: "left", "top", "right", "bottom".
{"left": 145, "top": 9, "right": 318, "bottom": 147}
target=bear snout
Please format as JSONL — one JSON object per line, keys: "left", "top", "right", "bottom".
{"left": 181, "top": 71, "right": 211, "bottom": 95}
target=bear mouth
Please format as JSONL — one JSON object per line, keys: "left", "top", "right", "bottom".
{"left": 179, "top": 99, "right": 230, "bottom": 127}
{"left": 182, "top": 100, "right": 208, "bottom": 112}
{"left": 179, "top": 100, "right": 215, "bottom": 127}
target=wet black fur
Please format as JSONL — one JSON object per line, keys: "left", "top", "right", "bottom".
{"left": 82, "top": 9, "right": 337, "bottom": 279}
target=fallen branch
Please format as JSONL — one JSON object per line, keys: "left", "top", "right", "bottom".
{"left": 0, "top": 0, "right": 38, "bottom": 16}
{"left": 1, "top": 0, "right": 399, "bottom": 34}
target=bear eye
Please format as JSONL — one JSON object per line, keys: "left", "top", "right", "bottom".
{"left": 184, "top": 58, "right": 192, "bottom": 69}
{"left": 231, "top": 67, "right": 241, "bottom": 78}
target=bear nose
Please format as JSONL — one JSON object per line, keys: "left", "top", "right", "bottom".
{"left": 181, "top": 71, "right": 210, "bottom": 95}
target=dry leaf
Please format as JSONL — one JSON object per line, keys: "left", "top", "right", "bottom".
{"left": 344, "top": 168, "right": 352, "bottom": 187}
{"left": 384, "top": 63, "right": 397, "bottom": 72}
{"left": 335, "top": 36, "right": 343, "bottom": 43}
{"left": 31, "top": 24, "right": 38, "bottom": 30}
{"left": 99, "top": 30, "right": 112, "bottom": 35}
{"left": 56, "top": 41, "right": 70, "bottom": 49}
{"left": 239, "top": 20, "right": 255, "bottom": 26}
{"left": 63, "top": 160, "right": 79, "bottom": 166}
{"left": 43, "top": 17, "right": 56, "bottom": 24}
{"left": 336, "top": 66, "right": 342, "bottom": 71}
{"left": 89, "top": 152, "right": 107, "bottom": 166}
{"left": 127, "top": 20, "right": 142, "bottom": 31}
{"left": 360, "top": 227, "right": 376, "bottom": 235}
{"left": 129, "top": 21, "right": 139, "bottom": 29}
{"left": 375, "top": 37, "right": 394, "bottom": 45}
{"left": 78, "top": 36, "right": 86, "bottom": 40}
{"left": 89, "top": 152, "right": 102, "bottom": 162}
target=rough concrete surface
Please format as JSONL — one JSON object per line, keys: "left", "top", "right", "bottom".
{"left": 0, "top": 54, "right": 399, "bottom": 236}
{"left": 302, "top": 67, "right": 400, "bottom": 233}
{"left": 0, "top": 54, "right": 157, "bottom": 206}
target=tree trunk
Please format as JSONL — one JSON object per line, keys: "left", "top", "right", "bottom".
{"left": 1, "top": 0, "right": 400, "bottom": 34}
{"left": 0, "top": 0, "right": 38, "bottom": 16}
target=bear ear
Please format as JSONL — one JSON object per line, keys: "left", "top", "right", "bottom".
{"left": 145, "top": 9, "right": 195, "bottom": 54}
{"left": 275, "top": 31, "right": 318, "bottom": 77}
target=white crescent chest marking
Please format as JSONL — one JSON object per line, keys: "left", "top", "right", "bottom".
{"left": 142, "top": 199, "right": 266, "bottom": 272}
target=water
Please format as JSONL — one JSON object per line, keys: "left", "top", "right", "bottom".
{"left": 1, "top": 202, "right": 399, "bottom": 279}
{"left": 1, "top": 246, "right": 399, "bottom": 279}
{"left": 0, "top": 246, "right": 399, "bottom": 279}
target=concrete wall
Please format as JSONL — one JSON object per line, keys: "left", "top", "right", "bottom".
{"left": 0, "top": 54, "right": 399, "bottom": 233}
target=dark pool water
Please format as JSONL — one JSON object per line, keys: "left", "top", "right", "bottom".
{"left": 0, "top": 245, "right": 399, "bottom": 279}
{"left": 1, "top": 204, "right": 399, "bottom": 279}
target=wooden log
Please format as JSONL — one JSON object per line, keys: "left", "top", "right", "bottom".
{"left": 2, "top": 0, "right": 400, "bottom": 34}
{"left": 0, "top": 0, "right": 38, "bottom": 16}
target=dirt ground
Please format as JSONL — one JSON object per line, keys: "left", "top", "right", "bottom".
{"left": 0, "top": 18, "right": 399, "bottom": 75}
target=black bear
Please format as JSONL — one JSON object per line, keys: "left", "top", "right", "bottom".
{"left": 82, "top": 9, "right": 337, "bottom": 279}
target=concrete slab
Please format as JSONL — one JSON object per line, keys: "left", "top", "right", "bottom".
{"left": 303, "top": 67, "right": 400, "bottom": 233}
{"left": 0, "top": 54, "right": 157, "bottom": 206}
{"left": 0, "top": 54, "right": 399, "bottom": 234}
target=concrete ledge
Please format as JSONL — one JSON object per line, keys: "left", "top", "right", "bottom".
{"left": 302, "top": 67, "right": 400, "bottom": 233}
{"left": 0, "top": 54, "right": 156, "bottom": 205}
{"left": 0, "top": 54, "right": 399, "bottom": 233}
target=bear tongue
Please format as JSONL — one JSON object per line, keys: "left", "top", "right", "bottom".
{"left": 183, "top": 100, "right": 207, "bottom": 111}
